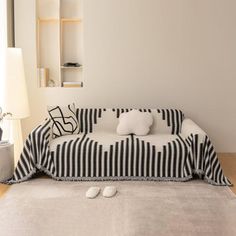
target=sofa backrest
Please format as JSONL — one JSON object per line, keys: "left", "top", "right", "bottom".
{"left": 76, "top": 108, "right": 184, "bottom": 135}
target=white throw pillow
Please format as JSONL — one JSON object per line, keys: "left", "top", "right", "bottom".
{"left": 116, "top": 110, "right": 153, "bottom": 136}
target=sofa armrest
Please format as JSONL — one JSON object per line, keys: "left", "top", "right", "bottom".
{"left": 180, "top": 118, "right": 232, "bottom": 185}
{"left": 5, "top": 118, "right": 52, "bottom": 184}
{"left": 181, "top": 118, "right": 206, "bottom": 138}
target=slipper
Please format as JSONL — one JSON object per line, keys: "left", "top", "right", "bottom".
{"left": 86, "top": 187, "right": 100, "bottom": 199}
{"left": 102, "top": 186, "right": 117, "bottom": 198}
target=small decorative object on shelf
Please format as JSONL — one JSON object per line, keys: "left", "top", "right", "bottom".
{"left": 48, "top": 79, "right": 55, "bottom": 87}
{"left": 0, "top": 107, "right": 12, "bottom": 141}
{"left": 63, "top": 62, "right": 82, "bottom": 67}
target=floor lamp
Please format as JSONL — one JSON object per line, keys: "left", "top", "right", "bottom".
{"left": 3, "top": 48, "right": 30, "bottom": 165}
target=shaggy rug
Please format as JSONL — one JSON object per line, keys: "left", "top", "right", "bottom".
{"left": 0, "top": 179, "right": 235, "bottom": 236}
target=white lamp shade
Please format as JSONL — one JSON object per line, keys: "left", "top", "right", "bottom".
{"left": 3, "top": 48, "right": 30, "bottom": 119}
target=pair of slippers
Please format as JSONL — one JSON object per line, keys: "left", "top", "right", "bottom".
{"left": 86, "top": 186, "right": 117, "bottom": 199}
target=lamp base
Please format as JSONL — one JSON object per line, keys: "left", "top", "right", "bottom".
{"left": 11, "top": 120, "right": 23, "bottom": 166}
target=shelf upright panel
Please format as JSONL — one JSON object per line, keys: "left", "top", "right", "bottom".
{"left": 36, "top": 0, "right": 61, "bottom": 87}
{"left": 60, "top": 0, "right": 83, "bottom": 85}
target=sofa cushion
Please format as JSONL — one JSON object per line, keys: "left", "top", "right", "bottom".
{"left": 116, "top": 110, "right": 153, "bottom": 135}
{"left": 50, "top": 132, "right": 178, "bottom": 153}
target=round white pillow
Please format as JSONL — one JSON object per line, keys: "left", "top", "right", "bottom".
{"left": 116, "top": 110, "right": 153, "bottom": 136}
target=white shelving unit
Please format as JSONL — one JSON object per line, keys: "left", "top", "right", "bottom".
{"left": 36, "top": 0, "right": 83, "bottom": 88}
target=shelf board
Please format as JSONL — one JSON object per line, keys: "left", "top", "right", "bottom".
{"left": 61, "top": 66, "right": 83, "bottom": 69}
{"left": 38, "top": 18, "right": 82, "bottom": 23}
{"left": 63, "top": 85, "right": 83, "bottom": 88}
{"left": 38, "top": 18, "right": 59, "bottom": 23}
{"left": 61, "top": 18, "right": 82, "bottom": 23}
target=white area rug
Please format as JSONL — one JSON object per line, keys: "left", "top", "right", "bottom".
{"left": 0, "top": 179, "right": 236, "bottom": 236}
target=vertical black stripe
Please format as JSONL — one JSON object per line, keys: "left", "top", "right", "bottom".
{"left": 141, "top": 140, "right": 145, "bottom": 176}
{"left": 120, "top": 140, "right": 124, "bottom": 176}
{"left": 168, "top": 143, "right": 172, "bottom": 177}
{"left": 153, "top": 147, "right": 157, "bottom": 177}
{"left": 98, "top": 108, "right": 102, "bottom": 117}
{"left": 146, "top": 142, "right": 150, "bottom": 177}
{"left": 98, "top": 145, "right": 102, "bottom": 177}
{"left": 130, "top": 135, "right": 134, "bottom": 176}
{"left": 125, "top": 138, "right": 129, "bottom": 177}
{"left": 170, "top": 109, "right": 175, "bottom": 134}
{"left": 104, "top": 151, "right": 108, "bottom": 177}
{"left": 94, "top": 109, "right": 98, "bottom": 124}
{"left": 89, "top": 109, "right": 93, "bottom": 133}
{"left": 166, "top": 110, "right": 171, "bottom": 127}
{"left": 115, "top": 142, "right": 119, "bottom": 176}
{"left": 109, "top": 145, "right": 113, "bottom": 177}
{"left": 162, "top": 146, "right": 166, "bottom": 177}
{"left": 136, "top": 138, "right": 140, "bottom": 176}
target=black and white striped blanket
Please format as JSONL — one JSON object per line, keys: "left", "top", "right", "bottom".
{"left": 5, "top": 109, "right": 231, "bottom": 185}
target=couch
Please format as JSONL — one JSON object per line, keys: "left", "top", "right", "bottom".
{"left": 5, "top": 108, "right": 231, "bottom": 185}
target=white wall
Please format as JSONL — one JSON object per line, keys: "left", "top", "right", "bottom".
{"left": 15, "top": 0, "right": 236, "bottom": 152}
{"left": 0, "top": 0, "right": 7, "bottom": 105}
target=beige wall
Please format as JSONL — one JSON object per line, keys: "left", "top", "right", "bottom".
{"left": 15, "top": 0, "right": 236, "bottom": 152}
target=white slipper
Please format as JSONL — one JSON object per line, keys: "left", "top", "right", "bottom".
{"left": 86, "top": 187, "right": 101, "bottom": 199}
{"left": 102, "top": 186, "right": 117, "bottom": 198}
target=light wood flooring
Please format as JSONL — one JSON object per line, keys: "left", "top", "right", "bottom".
{"left": 218, "top": 154, "right": 236, "bottom": 194}
{"left": 0, "top": 154, "right": 236, "bottom": 198}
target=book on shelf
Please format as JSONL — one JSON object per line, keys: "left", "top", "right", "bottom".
{"left": 62, "top": 81, "right": 83, "bottom": 88}
{"left": 37, "top": 68, "right": 49, "bottom": 87}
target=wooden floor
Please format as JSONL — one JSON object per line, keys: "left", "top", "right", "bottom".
{"left": 218, "top": 154, "right": 236, "bottom": 194}
{"left": 0, "top": 154, "right": 236, "bottom": 198}
{"left": 0, "top": 184, "right": 10, "bottom": 198}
